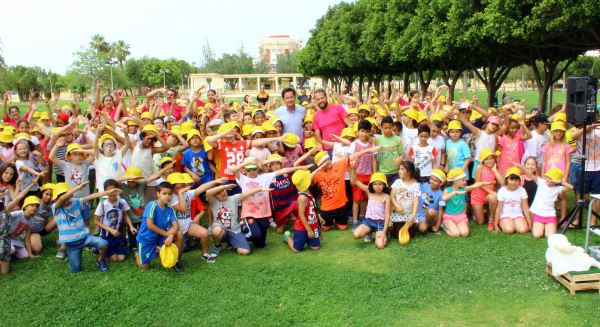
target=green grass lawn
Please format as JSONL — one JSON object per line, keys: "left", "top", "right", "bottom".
{"left": 0, "top": 221, "right": 598, "bottom": 326}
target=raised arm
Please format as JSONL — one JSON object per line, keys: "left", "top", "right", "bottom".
{"left": 239, "top": 187, "right": 271, "bottom": 202}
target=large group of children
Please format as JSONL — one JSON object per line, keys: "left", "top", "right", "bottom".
{"left": 0, "top": 82, "right": 593, "bottom": 274}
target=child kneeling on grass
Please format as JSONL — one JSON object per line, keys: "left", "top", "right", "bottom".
{"left": 52, "top": 181, "right": 120, "bottom": 273}
{"left": 494, "top": 167, "right": 531, "bottom": 234}
{"left": 93, "top": 179, "right": 137, "bottom": 263}
{"left": 350, "top": 165, "right": 391, "bottom": 249}
{"left": 283, "top": 169, "right": 321, "bottom": 252}
{"left": 207, "top": 184, "right": 271, "bottom": 256}
{"left": 135, "top": 181, "right": 185, "bottom": 273}
{"left": 441, "top": 168, "right": 492, "bottom": 238}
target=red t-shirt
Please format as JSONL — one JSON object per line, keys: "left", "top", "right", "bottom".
{"left": 96, "top": 105, "right": 126, "bottom": 121}
{"left": 217, "top": 140, "right": 252, "bottom": 180}
{"left": 190, "top": 197, "right": 206, "bottom": 220}
{"left": 294, "top": 192, "right": 319, "bottom": 232}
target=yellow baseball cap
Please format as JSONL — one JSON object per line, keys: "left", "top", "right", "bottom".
{"left": 262, "top": 122, "right": 276, "bottom": 132}
{"left": 447, "top": 168, "right": 466, "bottom": 181}
{"left": 142, "top": 124, "right": 159, "bottom": 136}
{"left": 217, "top": 122, "right": 236, "bottom": 134}
{"left": 348, "top": 108, "right": 359, "bottom": 116}
{"left": 372, "top": 97, "right": 379, "bottom": 104}
{"left": 39, "top": 112, "right": 50, "bottom": 120}
{"left": 550, "top": 121, "right": 566, "bottom": 132}
{"left": 417, "top": 111, "right": 428, "bottom": 123}
{"left": 544, "top": 167, "right": 564, "bottom": 183}
{"left": 242, "top": 124, "right": 254, "bottom": 137}
{"left": 22, "top": 196, "right": 41, "bottom": 208}
{"left": 186, "top": 129, "right": 201, "bottom": 141}
{"left": 252, "top": 126, "right": 265, "bottom": 136}
{"left": 268, "top": 153, "right": 283, "bottom": 161}
{"left": 447, "top": 120, "right": 462, "bottom": 131}
{"left": 303, "top": 114, "right": 314, "bottom": 123}
{"left": 159, "top": 244, "right": 179, "bottom": 268}
{"left": 553, "top": 112, "right": 567, "bottom": 123}
{"left": 404, "top": 108, "right": 419, "bottom": 121}
{"left": 431, "top": 169, "right": 446, "bottom": 183}
{"left": 14, "top": 133, "right": 31, "bottom": 142}
{"left": 98, "top": 134, "right": 116, "bottom": 147}
{"left": 124, "top": 167, "right": 143, "bottom": 179}
{"left": 292, "top": 169, "right": 311, "bottom": 192}
{"left": 478, "top": 147, "right": 495, "bottom": 162}
{"left": 66, "top": 143, "right": 82, "bottom": 155}
{"left": 140, "top": 112, "right": 153, "bottom": 120}
{"left": 304, "top": 137, "right": 318, "bottom": 149}
{"left": 369, "top": 172, "right": 388, "bottom": 186}
{"left": 358, "top": 104, "right": 370, "bottom": 113}
{"left": 159, "top": 156, "right": 173, "bottom": 166}
{"left": 167, "top": 173, "right": 184, "bottom": 185}
{"left": 505, "top": 166, "right": 521, "bottom": 178}
{"left": 127, "top": 120, "right": 139, "bottom": 126}
{"left": 40, "top": 183, "right": 55, "bottom": 192}
{"left": 52, "top": 182, "right": 71, "bottom": 200}
{"left": 0, "top": 131, "right": 14, "bottom": 144}
{"left": 341, "top": 128, "right": 355, "bottom": 139}
{"left": 181, "top": 173, "right": 194, "bottom": 184}
{"left": 429, "top": 113, "right": 442, "bottom": 123}
{"left": 282, "top": 133, "right": 300, "bottom": 147}
{"left": 314, "top": 151, "right": 330, "bottom": 165}
{"left": 32, "top": 111, "right": 41, "bottom": 119}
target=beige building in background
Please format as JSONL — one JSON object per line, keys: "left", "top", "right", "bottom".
{"left": 189, "top": 73, "right": 323, "bottom": 96}
{"left": 258, "top": 35, "right": 303, "bottom": 70}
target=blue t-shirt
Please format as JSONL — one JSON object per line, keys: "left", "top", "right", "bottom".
{"left": 445, "top": 139, "right": 471, "bottom": 170}
{"left": 52, "top": 198, "right": 89, "bottom": 244}
{"left": 417, "top": 183, "right": 443, "bottom": 217}
{"left": 136, "top": 201, "right": 177, "bottom": 244}
{"left": 182, "top": 147, "right": 214, "bottom": 186}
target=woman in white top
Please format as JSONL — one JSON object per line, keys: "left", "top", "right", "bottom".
{"left": 129, "top": 125, "right": 169, "bottom": 201}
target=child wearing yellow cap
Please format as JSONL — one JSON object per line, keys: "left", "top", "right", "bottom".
{"left": 131, "top": 124, "right": 170, "bottom": 202}
{"left": 495, "top": 167, "right": 531, "bottom": 234}
{"left": 471, "top": 148, "right": 503, "bottom": 230}
{"left": 442, "top": 168, "right": 494, "bottom": 238}
{"left": 350, "top": 164, "right": 391, "bottom": 249}
{"left": 497, "top": 114, "right": 531, "bottom": 175}
{"left": 14, "top": 138, "right": 46, "bottom": 196}
{"left": 29, "top": 183, "right": 61, "bottom": 257}
{"left": 518, "top": 165, "right": 573, "bottom": 238}
{"left": 417, "top": 169, "right": 446, "bottom": 233}
{"left": 348, "top": 119, "right": 377, "bottom": 229}
{"left": 282, "top": 169, "right": 321, "bottom": 252}
{"left": 50, "top": 138, "right": 94, "bottom": 199}
{"left": 445, "top": 120, "right": 472, "bottom": 175}
{"left": 376, "top": 116, "right": 405, "bottom": 186}
{"left": 93, "top": 127, "right": 130, "bottom": 193}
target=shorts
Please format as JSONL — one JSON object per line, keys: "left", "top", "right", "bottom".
{"left": 137, "top": 237, "right": 166, "bottom": 265}
{"left": 532, "top": 213, "right": 556, "bottom": 225}
{"left": 362, "top": 218, "right": 386, "bottom": 232}
{"left": 293, "top": 229, "right": 320, "bottom": 251}
{"left": 10, "top": 242, "right": 29, "bottom": 259}
{"left": 320, "top": 207, "right": 348, "bottom": 226}
{"left": 470, "top": 188, "right": 487, "bottom": 206}
{"left": 223, "top": 229, "right": 251, "bottom": 250}
{"left": 499, "top": 216, "right": 524, "bottom": 221}
{"left": 274, "top": 201, "right": 298, "bottom": 227}
{"left": 569, "top": 161, "right": 581, "bottom": 192}
{"left": 177, "top": 218, "right": 192, "bottom": 235}
{"left": 442, "top": 212, "right": 468, "bottom": 224}
{"left": 103, "top": 234, "right": 127, "bottom": 257}
{"left": 352, "top": 174, "right": 371, "bottom": 202}
{"left": 583, "top": 170, "right": 600, "bottom": 195}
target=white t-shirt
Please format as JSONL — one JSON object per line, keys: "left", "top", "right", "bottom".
{"left": 131, "top": 142, "right": 157, "bottom": 186}
{"left": 584, "top": 129, "right": 600, "bottom": 172}
{"left": 474, "top": 131, "right": 496, "bottom": 163}
{"left": 522, "top": 130, "right": 548, "bottom": 166}
{"left": 94, "top": 198, "right": 130, "bottom": 238}
{"left": 170, "top": 189, "right": 195, "bottom": 221}
{"left": 332, "top": 142, "right": 351, "bottom": 180}
{"left": 428, "top": 135, "right": 445, "bottom": 166}
{"left": 529, "top": 178, "right": 564, "bottom": 217}
{"left": 95, "top": 151, "right": 124, "bottom": 192}
{"left": 497, "top": 186, "right": 528, "bottom": 218}
{"left": 402, "top": 124, "right": 418, "bottom": 157}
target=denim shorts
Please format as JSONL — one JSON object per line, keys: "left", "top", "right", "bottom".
{"left": 66, "top": 235, "right": 108, "bottom": 273}
{"left": 362, "top": 218, "right": 386, "bottom": 232}
{"left": 569, "top": 161, "right": 581, "bottom": 192}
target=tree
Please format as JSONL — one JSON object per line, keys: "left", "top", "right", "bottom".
{"left": 111, "top": 40, "right": 131, "bottom": 67}
{"left": 275, "top": 51, "right": 298, "bottom": 73}
{"left": 90, "top": 34, "right": 111, "bottom": 57}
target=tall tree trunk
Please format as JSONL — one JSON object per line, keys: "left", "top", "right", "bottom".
{"left": 530, "top": 57, "right": 573, "bottom": 112}
{"left": 402, "top": 73, "right": 410, "bottom": 93}
{"left": 474, "top": 61, "right": 514, "bottom": 108}
{"left": 387, "top": 74, "right": 393, "bottom": 93}
{"left": 461, "top": 71, "right": 469, "bottom": 98}
{"left": 441, "top": 68, "right": 464, "bottom": 103}
{"left": 358, "top": 75, "right": 364, "bottom": 102}
{"left": 417, "top": 69, "right": 434, "bottom": 93}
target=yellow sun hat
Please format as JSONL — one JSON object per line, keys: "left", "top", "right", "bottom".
{"left": 304, "top": 137, "right": 318, "bottom": 149}
{"left": 447, "top": 168, "right": 466, "bottom": 182}
{"left": 0, "top": 131, "right": 14, "bottom": 144}
{"left": 22, "top": 196, "right": 41, "bottom": 208}
{"left": 478, "top": 147, "right": 495, "bottom": 162}
{"left": 39, "top": 112, "right": 50, "bottom": 121}
{"left": 365, "top": 117, "right": 378, "bottom": 127}
{"left": 252, "top": 126, "right": 265, "bottom": 136}
{"left": 417, "top": 111, "right": 428, "bottom": 123}
{"left": 166, "top": 173, "right": 184, "bottom": 185}
{"left": 377, "top": 108, "right": 388, "bottom": 117}
{"left": 544, "top": 167, "right": 564, "bottom": 183}
{"left": 142, "top": 124, "right": 159, "bottom": 136}
{"left": 372, "top": 97, "right": 379, "bottom": 104}
{"left": 40, "top": 183, "right": 55, "bottom": 192}
{"left": 66, "top": 143, "right": 82, "bottom": 155}
{"left": 429, "top": 113, "right": 443, "bottom": 123}
{"left": 181, "top": 173, "right": 194, "bottom": 184}
{"left": 159, "top": 244, "right": 179, "bottom": 269}
{"left": 262, "top": 122, "right": 276, "bottom": 132}
{"left": 348, "top": 108, "right": 359, "bottom": 116}
{"left": 447, "top": 120, "right": 462, "bottom": 131}
{"left": 505, "top": 166, "right": 522, "bottom": 178}
{"left": 292, "top": 169, "right": 311, "bottom": 192}
{"left": 124, "top": 167, "right": 143, "bottom": 179}
{"left": 186, "top": 129, "right": 201, "bottom": 141}
{"left": 553, "top": 112, "right": 567, "bottom": 123}
{"left": 303, "top": 114, "right": 314, "bottom": 124}
{"left": 52, "top": 182, "right": 71, "bottom": 201}
{"left": 127, "top": 120, "right": 139, "bottom": 126}
{"left": 430, "top": 169, "right": 446, "bottom": 183}
{"left": 369, "top": 172, "right": 388, "bottom": 186}
{"left": 32, "top": 111, "right": 41, "bottom": 119}
{"left": 217, "top": 122, "right": 236, "bottom": 134}
{"left": 268, "top": 153, "right": 282, "bottom": 161}
{"left": 242, "top": 124, "right": 254, "bottom": 137}
{"left": 510, "top": 113, "right": 521, "bottom": 121}
{"left": 282, "top": 132, "right": 300, "bottom": 147}
{"left": 140, "top": 112, "right": 153, "bottom": 120}
{"left": 314, "top": 151, "right": 330, "bottom": 165}
{"left": 399, "top": 225, "right": 410, "bottom": 245}
{"left": 358, "top": 104, "right": 370, "bottom": 113}
{"left": 550, "top": 121, "right": 566, "bottom": 132}
{"left": 404, "top": 108, "right": 419, "bottom": 121}
{"left": 159, "top": 156, "right": 174, "bottom": 166}
{"left": 98, "top": 134, "right": 116, "bottom": 147}
{"left": 14, "top": 133, "right": 31, "bottom": 142}
{"left": 341, "top": 128, "right": 356, "bottom": 139}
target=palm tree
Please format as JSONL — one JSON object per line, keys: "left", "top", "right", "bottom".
{"left": 90, "top": 34, "right": 111, "bottom": 54}
{"left": 0, "top": 37, "right": 5, "bottom": 68}
{"left": 112, "top": 40, "right": 131, "bottom": 67}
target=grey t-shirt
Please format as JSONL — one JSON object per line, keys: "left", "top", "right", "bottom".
{"left": 29, "top": 202, "right": 52, "bottom": 233}
{"left": 59, "top": 160, "right": 91, "bottom": 198}
{"left": 210, "top": 194, "right": 241, "bottom": 233}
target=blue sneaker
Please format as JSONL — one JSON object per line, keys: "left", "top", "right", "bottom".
{"left": 210, "top": 244, "right": 222, "bottom": 257}
{"left": 97, "top": 259, "right": 108, "bottom": 272}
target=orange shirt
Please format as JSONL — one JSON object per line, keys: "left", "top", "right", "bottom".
{"left": 313, "top": 157, "right": 349, "bottom": 211}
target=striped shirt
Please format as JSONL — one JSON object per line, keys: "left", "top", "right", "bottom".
{"left": 52, "top": 198, "right": 89, "bottom": 244}
{"left": 52, "top": 145, "right": 67, "bottom": 176}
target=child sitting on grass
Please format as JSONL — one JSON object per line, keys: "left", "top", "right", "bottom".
{"left": 417, "top": 169, "right": 446, "bottom": 233}
{"left": 52, "top": 181, "right": 120, "bottom": 272}
{"left": 494, "top": 167, "right": 531, "bottom": 234}
{"left": 135, "top": 181, "right": 185, "bottom": 273}
{"left": 282, "top": 169, "right": 321, "bottom": 252}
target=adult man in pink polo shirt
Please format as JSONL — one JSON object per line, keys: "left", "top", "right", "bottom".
{"left": 146, "top": 87, "right": 186, "bottom": 121}
{"left": 312, "top": 89, "right": 352, "bottom": 153}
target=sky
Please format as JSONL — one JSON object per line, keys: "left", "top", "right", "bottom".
{"left": 0, "top": 0, "right": 344, "bottom": 74}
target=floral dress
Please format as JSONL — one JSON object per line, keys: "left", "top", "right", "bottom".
{"left": 390, "top": 179, "right": 421, "bottom": 222}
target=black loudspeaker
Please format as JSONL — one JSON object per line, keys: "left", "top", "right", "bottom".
{"left": 566, "top": 76, "right": 598, "bottom": 124}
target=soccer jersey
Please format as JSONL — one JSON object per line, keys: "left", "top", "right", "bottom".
{"left": 270, "top": 174, "right": 297, "bottom": 211}
{"left": 136, "top": 201, "right": 177, "bottom": 244}
{"left": 217, "top": 140, "right": 252, "bottom": 180}
{"left": 293, "top": 192, "right": 318, "bottom": 232}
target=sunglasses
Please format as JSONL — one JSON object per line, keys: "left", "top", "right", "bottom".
{"left": 210, "top": 126, "right": 220, "bottom": 131}
{"left": 245, "top": 167, "right": 258, "bottom": 172}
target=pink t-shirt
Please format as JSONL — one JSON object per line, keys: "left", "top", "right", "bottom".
{"left": 497, "top": 130, "right": 522, "bottom": 175}
{"left": 313, "top": 104, "right": 348, "bottom": 150}
{"left": 161, "top": 102, "right": 185, "bottom": 121}
{"left": 542, "top": 142, "right": 572, "bottom": 173}
{"left": 284, "top": 145, "right": 303, "bottom": 168}
{"left": 236, "top": 173, "right": 276, "bottom": 219}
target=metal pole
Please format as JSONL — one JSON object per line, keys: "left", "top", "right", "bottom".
{"left": 110, "top": 65, "right": 114, "bottom": 92}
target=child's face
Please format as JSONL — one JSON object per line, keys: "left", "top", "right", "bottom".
{"left": 252, "top": 133, "right": 264, "bottom": 140}
{"left": 15, "top": 143, "right": 29, "bottom": 158}
{"left": 430, "top": 125, "right": 440, "bottom": 138}
{"left": 216, "top": 189, "right": 228, "bottom": 201}
{"left": 483, "top": 156, "right": 495, "bottom": 167}
{"left": 189, "top": 135, "right": 201, "bottom": 147}
{"left": 266, "top": 130, "right": 277, "bottom": 138}
{"left": 243, "top": 115, "right": 253, "bottom": 125}
{"left": 357, "top": 129, "right": 370, "bottom": 141}
{"left": 449, "top": 129, "right": 461, "bottom": 141}
{"left": 9, "top": 107, "right": 19, "bottom": 120}
{"left": 173, "top": 183, "right": 183, "bottom": 193}
{"left": 348, "top": 114, "right": 359, "bottom": 123}
{"left": 359, "top": 110, "right": 369, "bottom": 119}
{"left": 392, "top": 125, "right": 400, "bottom": 136}
{"left": 68, "top": 152, "right": 85, "bottom": 164}
{"left": 156, "top": 187, "right": 173, "bottom": 205}
{"left": 2, "top": 167, "right": 14, "bottom": 183}
{"left": 455, "top": 177, "right": 466, "bottom": 188}
{"left": 371, "top": 181, "right": 385, "bottom": 193}
{"left": 398, "top": 166, "right": 407, "bottom": 179}
{"left": 524, "top": 158, "right": 537, "bottom": 174}
{"left": 154, "top": 120, "right": 164, "bottom": 133}
{"left": 142, "top": 134, "right": 157, "bottom": 147}
{"left": 508, "top": 121, "right": 519, "bottom": 137}
{"left": 64, "top": 132, "right": 74, "bottom": 142}
{"left": 543, "top": 176, "right": 559, "bottom": 186}
{"left": 418, "top": 131, "right": 429, "bottom": 145}
{"left": 552, "top": 130, "right": 564, "bottom": 141}
{"left": 304, "top": 121, "right": 313, "bottom": 131}
{"left": 507, "top": 177, "right": 521, "bottom": 190}
{"left": 274, "top": 122, "right": 283, "bottom": 134}
{"left": 486, "top": 123, "right": 499, "bottom": 133}
{"left": 429, "top": 176, "right": 443, "bottom": 190}
{"left": 253, "top": 114, "right": 265, "bottom": 125}
{"left": 229, "top": 112, "right": 238, "bottom": 122}
{"left": 23, "top": 204, "right": 39, "bottom": 217}
{"left": 167, "top": 134, "right": 179, "bottom": 146}
{"left": 102, "top": 140, "right": 117, "bottom": 157}
{"left": 381, "top": 123, "right": 394, "bottom": 137}
{"left": 127, "top": 125, "right": 138, "bottom": 134}
{"left": 269, "top": 162, "right": 282, "bottom": 171}
{"left": 17, "top": 122, "right": 29, "bottom": 133}
{"left": 245, "top": 166, "right": 259, "bottom": 178}
{"left": 537, "top": 123, "right": 548, "bottom": 132}
{"left": 41, "top": 189, "right": 52, "bottom": 203}
{"left": 106, "top": 185, "right": 118, "bottom": 201}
